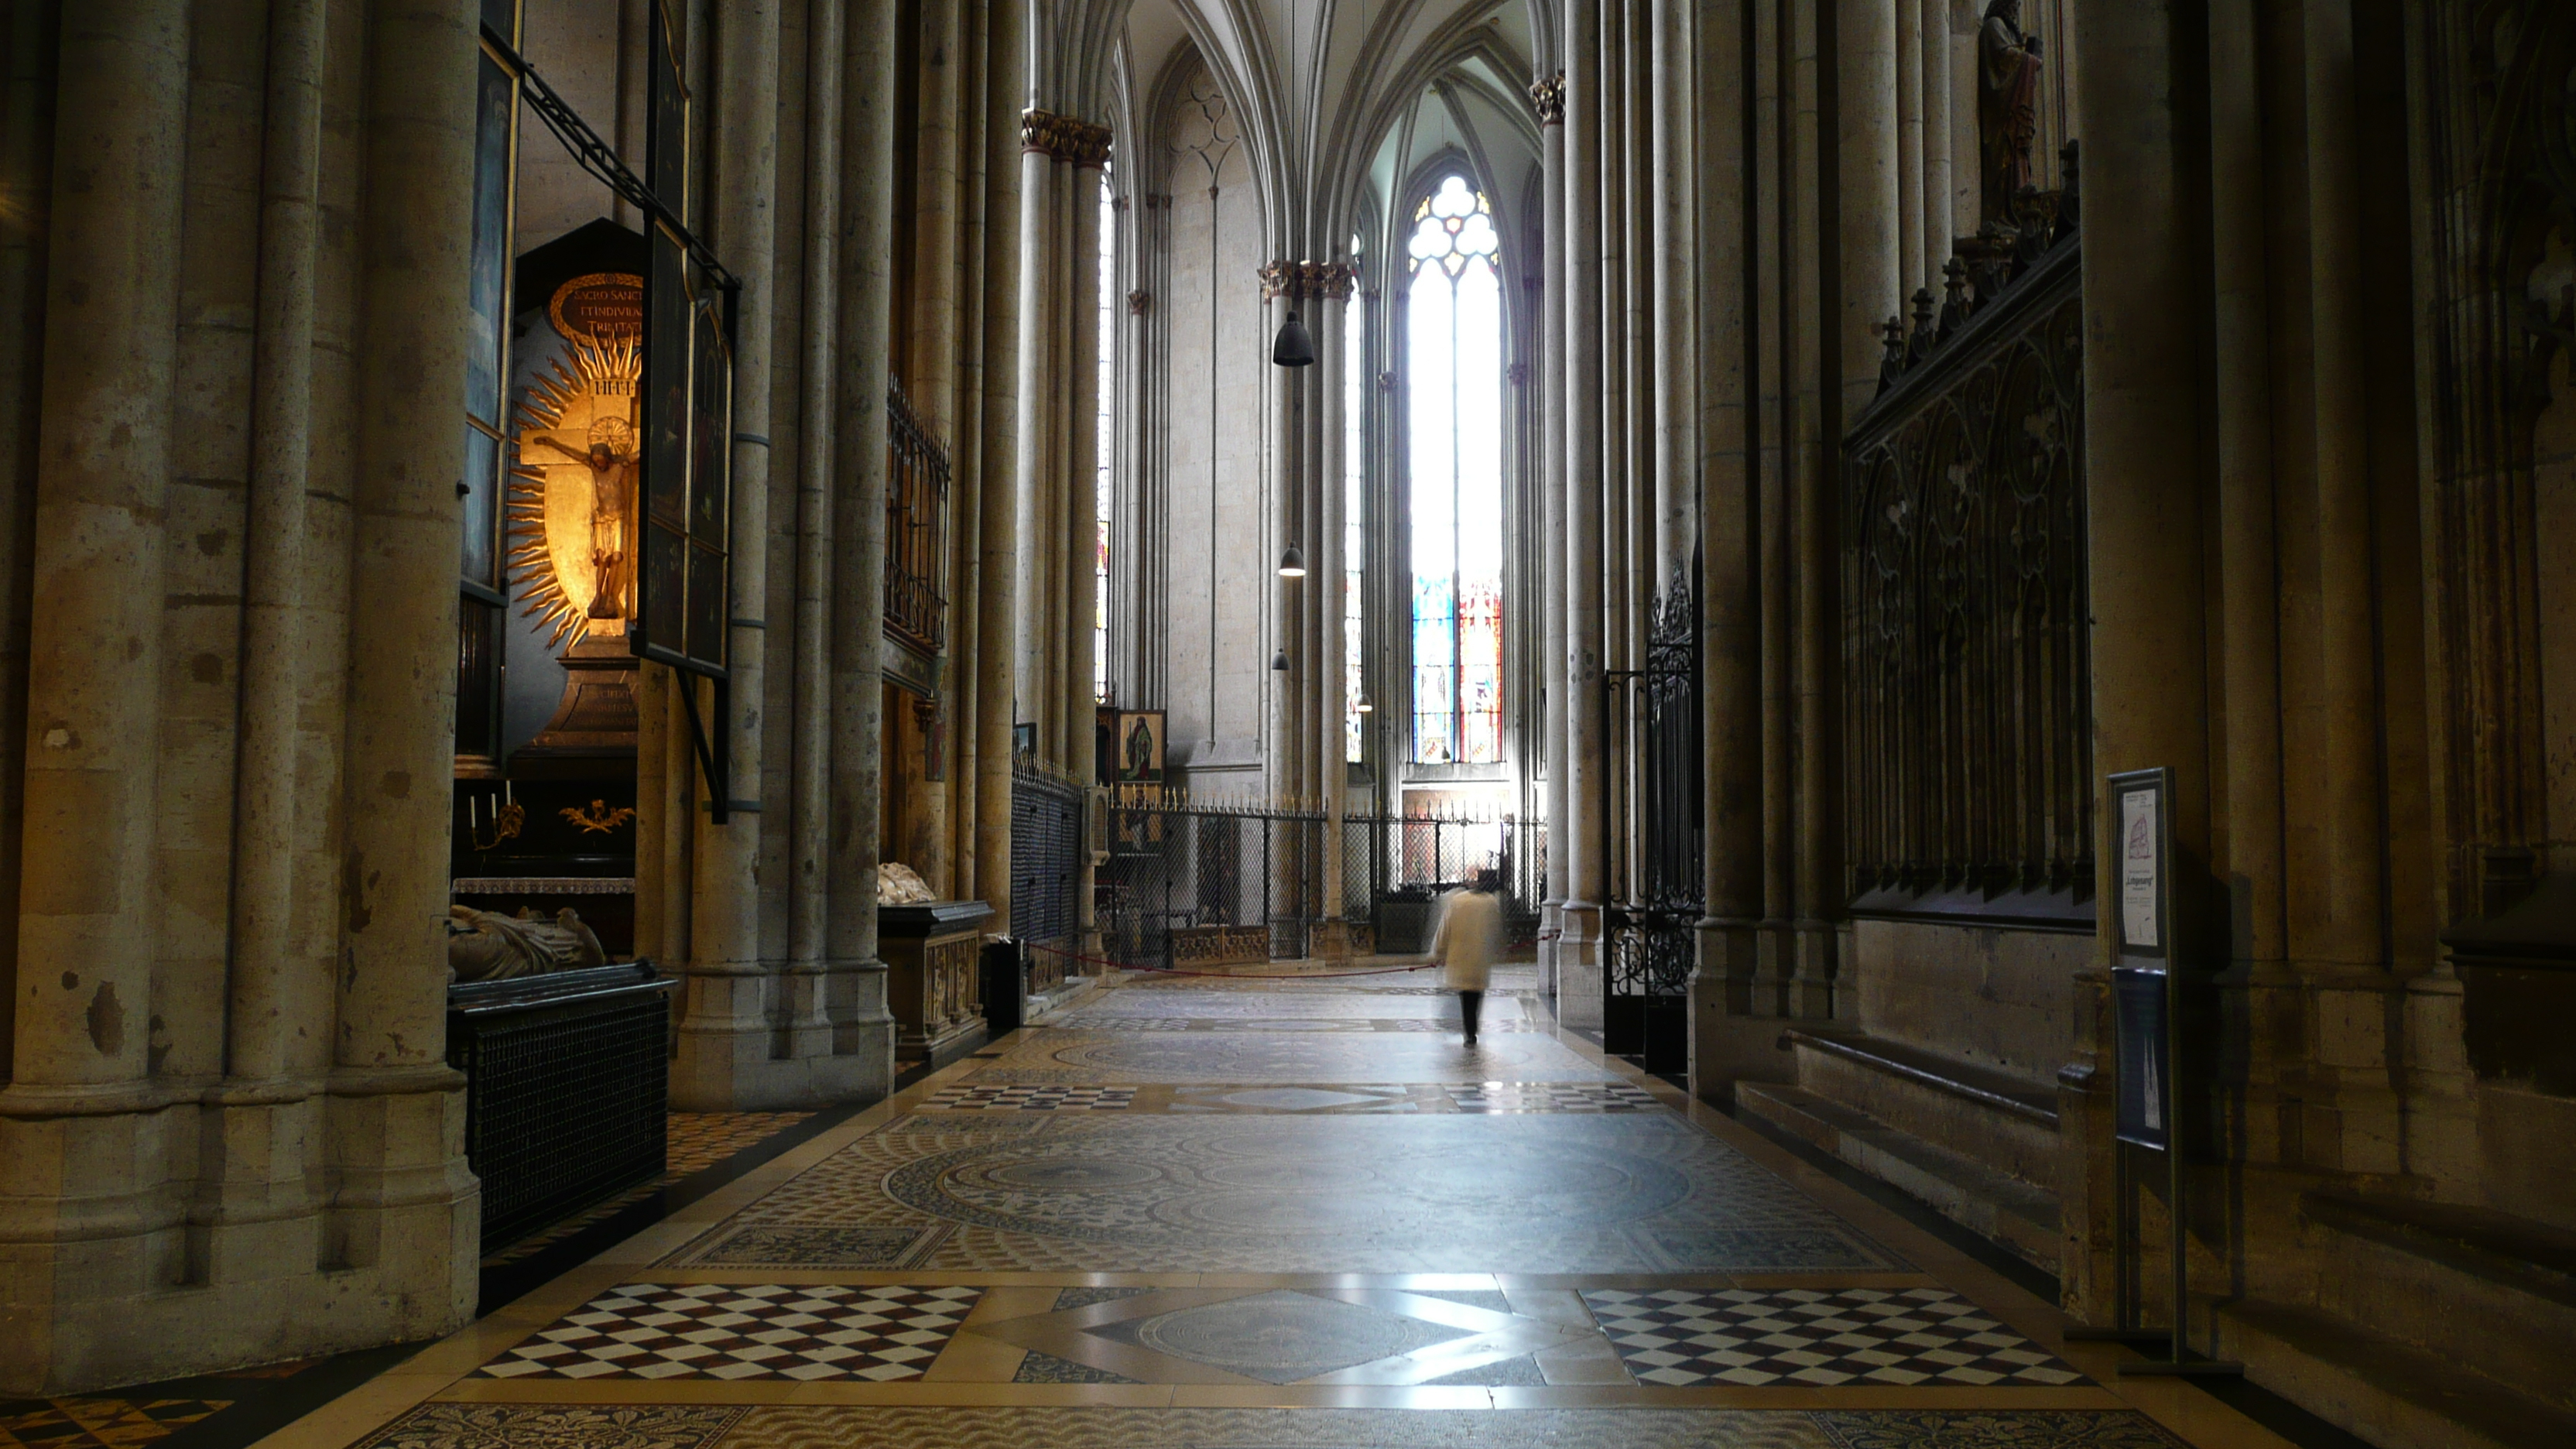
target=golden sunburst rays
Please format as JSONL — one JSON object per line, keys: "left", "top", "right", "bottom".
{"left": 507, "top": 331, "right": 642, "bottom": 650}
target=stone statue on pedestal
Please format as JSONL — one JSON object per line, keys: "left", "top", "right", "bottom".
{"left": 1978, "top": 0, "right": 2043, "bottom": 229}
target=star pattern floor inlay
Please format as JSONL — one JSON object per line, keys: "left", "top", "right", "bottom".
{"left": 268, "top": 966, "right": 2280, "bottom": 1449}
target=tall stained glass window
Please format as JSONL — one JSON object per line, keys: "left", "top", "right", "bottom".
{"left": 1345, "top": 235, "right": 1366, "bottom": 764}
{"left": 1405, "top": 176, "right": 1503, "bottom": 766}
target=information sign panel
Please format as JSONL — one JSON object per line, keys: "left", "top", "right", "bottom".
{"left": 2112, "top": 966, "right": 2169, "bottom": 1149}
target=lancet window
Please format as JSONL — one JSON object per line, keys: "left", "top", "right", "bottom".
{"left": 1405, "top": 176, "right": 1505, "bottom": 766}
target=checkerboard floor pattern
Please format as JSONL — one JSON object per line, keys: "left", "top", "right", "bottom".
{"left": 920, "top": 1084, "right": 1138, "bottom": 1110}
{"left": 1581, "top": 1287, "right": 2087, "bottom": 1387}
{"left": 1447, "top": 1081, "right": 1664, "bottom": 1112}
{"left": 478, "top": 1283, "right": 982, "bottom": 1382}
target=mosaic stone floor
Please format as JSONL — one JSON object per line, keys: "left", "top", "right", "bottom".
{"left": 482, "top": 1113, "right": 818, "bottom": 1266}
{"left": 259, "top": 968, "right": 2288, "bottom": 1449}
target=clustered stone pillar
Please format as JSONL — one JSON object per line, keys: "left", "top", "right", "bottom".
{"left": 1558, "top": 0, "right": 1608, "bottom": 1025}
{"left": 1692, "top": 0, "right": 1766, "bottom": 1088}
{"left": 1012, "top": 108, "right": 1112, "bottom": 787}
{"left": 1251, "top": 258, "right": 1355, "bottom": 947}
{"left": 0, "top": 0, "right": 1036, "bottom": 1392}
{"left": 2064, "top": 0, "right": 2213, "bottom": 1328}
{"left": 0, "top": 0, "right": 491, "bottom": 1394}
{"left": 673, "top": 0, "right": 783, "bottom": 1108}
{"left": 973, "top": 0, "right": 1026, "bottom": 934}
{"left": 824, "top": 0, "right": 902, "bottom": 1070}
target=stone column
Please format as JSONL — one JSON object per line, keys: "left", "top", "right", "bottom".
{"left": 1043, "top": 169, "right": 1075, "bottom": 765}
{"left": 2296, "top": 0, "right": 2400, "bottom": 1174}
{"left": 2066, "top": 0, "right": 2212, "bottom": 1321}
{"left": 1598, "top": 0, "right": 1629, "bottom": 697}
{"left": 786, "top": 0, "right": 844, "bottom": 1053}
{"left": 1895, "top": 0, "right": 1923, "bottom": 293}
{"left": 1317, "top": 280, "right": 1348, "bottom": 927}
{"left": 0, "top": 9, "right": 192, "bottom": 1371}
{"left": 1560, "top": 0, "right": 1607, "bottom": 1025}
{"left": 1624, "top": 0, "right": 1658, "bottom": 643}
{"left": 975, "top": 12, "right": 1025, "bottom": 933}
{"left": 2202, "top": 0, "right": 2303, "bottom": 1182}
{"left": 1534, "top": 75, "right": 1569, "bottom": 965}
{"left": 1653, "top": 0, "right": 1696, "bottom": 594}
{"left": 1757, "top": 0, "right": 1806, "bottom": 1005}
{"left": 2302, "top": 0, "right": 2385, "bottom": 973}
{"left": 946, "top": 0, "right": 989, "bottom": 901}
{"left": 1066, "top": 142, "right": 1105, "bottom": 946}
{"left": 1694, "top": 0, "right": 1767, "bottom": 1086}
{"left": 1598, "top": 0, "right": 1631, "bottom": 922}
{"left": 1065, "top": 145, "right": 1105, "bottom": 784}
{"left": 635, "top": 666, "right": 673, "bottom": 964}
{"left": 1920, "top": 0, "right": 1951, "bottom": 285}
{"left": 3, "top": 0, "right": 186, "bottom": 1109}
{"left": 674, "top": 0, "right": 782, "bottom": 1108}
{"left": 1013, "top": 124, "right": 1057, "bottom": 766}
{"left": 320, "top": 0, "right": 482, "bottom": 1312}
{"left": 226, "top": 0, "right": 327, "bottom": 1100}
{"left": 0, "top": 0, "right": 57, "bottom": 1089}
{"left": 1797, "top": 0, "right": 1895, "bottom": 1013}
{"left": 826, "top": 0, "right": 901, "bottom": 1090}
{"left": 1265, "top": 281, "right": 1298, "bottom": 809}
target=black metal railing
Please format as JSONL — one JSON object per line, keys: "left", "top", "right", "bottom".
{"left": 1009, "top": 762, "right": 1083, "bottom": 950}
{"left": 1094, "top": 793, "right": 1546, "bottom": 968}
{"left": 886, "top": 384, "right": 949, "bottom": 656}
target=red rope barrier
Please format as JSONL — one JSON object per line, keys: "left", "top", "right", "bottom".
{"left": 1022, "top": 940, "right": 1443, "bottom": 981}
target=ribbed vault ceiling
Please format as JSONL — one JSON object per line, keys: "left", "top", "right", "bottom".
{"left": 1064, "top": 0, "right": 1543, "bottom": 255}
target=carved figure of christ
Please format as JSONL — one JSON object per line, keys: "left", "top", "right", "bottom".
{"left": 533, "top": 424, "right": 640, "bottom": 620}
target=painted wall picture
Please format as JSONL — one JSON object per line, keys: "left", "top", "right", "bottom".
{"left": 1115, "top": 711, "right": 1166, "bottom": 784}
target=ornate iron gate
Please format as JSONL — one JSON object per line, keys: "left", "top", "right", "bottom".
{"left": 1605, "top": 569, "right": 1702, "bottom": 1074}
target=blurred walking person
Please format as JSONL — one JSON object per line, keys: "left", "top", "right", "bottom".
{"left": 1427, "top": 868, "right": 1503, "bottom": 1046}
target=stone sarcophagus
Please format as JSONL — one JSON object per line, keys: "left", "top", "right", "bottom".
{"left": 880, "top": 900, "right": 995, "bottom": 1067}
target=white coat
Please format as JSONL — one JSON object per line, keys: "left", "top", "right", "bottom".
{"left": 1427, "top": 888, "right": 1502, "bottom": 992}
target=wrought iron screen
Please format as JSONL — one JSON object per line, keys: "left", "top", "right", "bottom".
{"left": 1012, "top": 763, "right": 1084, "bottom": 946}
{"left": 1094, "top": 796, "right": 1545, "bottom": 968}
{"left": 1843, "top": 220, "right": 2092, "bottom": 929}
{"left": 447, "top": 962, "right": 676, "bottom": 1253}
{"left": 886, "top": 384, "right": 950, "bottom": 655}
{"left": 1605, "top": 570, "right": 1701, "bottom": 1074}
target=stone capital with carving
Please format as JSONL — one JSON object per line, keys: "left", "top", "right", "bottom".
{"left": 1259, "top": 259, "right": 1360, "bottom": 302}
{"left": 1530, "top": 72, "right": 1566, "bottom": 126}
{"left": 1023, "top": 108, "right": 1114, "bottom": 166}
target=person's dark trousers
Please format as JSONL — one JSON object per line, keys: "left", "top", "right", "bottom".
{"left": 1460, "top": 989, "right": 1484, "bottom": 1043}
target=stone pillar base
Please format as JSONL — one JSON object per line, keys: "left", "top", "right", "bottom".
{"left": 672, "top": 964, "right": 899, "bottom": 1112}
{"left": 1688, "top": 918, "right": 1789, "bottom": 1103}
{"left": 1557, "top": 903, "right": 1605, "bottom": 1030}
{"left": 0, "top": 1077, "right": 476, "bottom": 1398}
{"left": 1789, "top": 919, "right": 1841, "bottom": 1020}
{"left": 1313, "top": 918, "right": 1353, "bottom": 964}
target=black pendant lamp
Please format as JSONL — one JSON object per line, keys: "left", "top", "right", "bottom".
{"left": 1272, "top": 310, "right": 1316, "bottom": 367}
{"left": 1272, "top": 649, "right": 1291, "bottom": 672}
{"left": 1277, "top": 546, "right": 1307, "bottom": 577}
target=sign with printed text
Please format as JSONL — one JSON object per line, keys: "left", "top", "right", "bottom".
{"left": 2112, "top": 769, "right": 2169, "bottom": 961}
